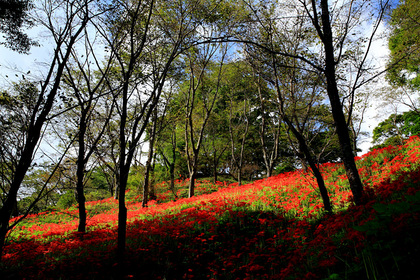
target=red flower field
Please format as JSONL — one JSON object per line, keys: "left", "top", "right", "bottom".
{"left": 1, "top": 136, "right": 420, "bottom": 279}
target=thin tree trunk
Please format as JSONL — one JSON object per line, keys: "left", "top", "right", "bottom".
{"left": 285, "top": 116, "right": 332, "bottom": 213}
{"left": 169, "top": 163, "right": 177, "bottom": 199}
{"left": 142, "top": 146, "right": 153, "bottom": 207}
{"left": 114, "top": 182, "right": 119, "bottom": 200}
{"left": 169, "top": 129, "right": 177, "bottom": 199}
{"left": 237, "top": 168, "right": 242, "bottom": 187}
{"left": 76, "top": 116, "right": 87, "bottom": 233}
{"left": 213, "top": 160, "right": 218, "bottom": 183}
{"left": 256, "top": 77, "right": 279, "bottom": 179}
{"left": 270, "top": 49, "right": 332, "bottom": 213}
{"left": 149, "top": 153, "right": 157, "bottom": 201}
{"left": 142, "top": 109, "right": 158, "bottom": 207}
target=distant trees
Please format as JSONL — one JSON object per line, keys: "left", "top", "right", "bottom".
{"left": 182, "top": 45, "right": 228, "bottom": 197}
{"left": 371, "top": 110, "right": 420, "bottom": 150}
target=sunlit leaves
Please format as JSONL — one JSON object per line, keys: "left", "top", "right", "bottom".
{"left": 387, "top": 0, "right": 420, "bottom": 87}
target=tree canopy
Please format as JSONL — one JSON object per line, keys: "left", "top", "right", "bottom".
{"left": 387, "top": 0, "right": 420, "bottom": 87}
{"left": 0, "top": 0, "right": 38, "bottom": 53}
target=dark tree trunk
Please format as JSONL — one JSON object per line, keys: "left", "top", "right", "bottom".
{"left": 270, "top": 47, "right": 332, "bottom": 212}
{"left": 286, "top": 117, "right": 332, "bottom": 213}
{"left": 76, "top": 110, "right": 88, "bottom": 233}
{"left": 213, "top": 162, "right": 218, "bottom": 183}
{"left": 76, "top": 144, "right": 87, "bottom": 232}
{"left": 320, "top": 0, "right": 364, "bottom": 205}
{"left": 169, "top": 163, "right": 177, "bottom": 199}
{"left": 142, "top": 149, "right": 153, "bottom": 207}
{"left": 149, "top": 153, "right": 157, "bottom": 201}
{"left": 117, "top": 69, "right": 130, "bottom": 262}
{"left": 116, "top": 154, "right": 129, "bottom": 263}
{"left": 168, "top": 130, "right": 178, "bottom": 199}
{"left": 0, "top": 178, "right": 20, "bottom": 256}
{"left": 117, "top": 177, "right": 127, "bottom": 260}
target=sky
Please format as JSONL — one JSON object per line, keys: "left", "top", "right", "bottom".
{"left": 0, "top": 24, "right": 54, "bottom": 87}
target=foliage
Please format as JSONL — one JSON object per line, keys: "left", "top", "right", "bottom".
{"left": 0, "top": 81, "right": 40, "bottom": 205}
{"left": 387, "top": 0, "right": 420, "bottom": 88}
{"left": 1, "top": 136, "right": 419, "bottom": 279}
{"left": 0, "top": 0, "right": 38, "bottom": 53}
{"left": 371, "top": 109, "right": 420, "bottom": 150}
{"left": 56, "top": 191, "right": 77, "bottom": 210}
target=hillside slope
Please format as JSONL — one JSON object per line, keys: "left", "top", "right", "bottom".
{"left": 1, "top": 136, "right": 420, "bottom": 279}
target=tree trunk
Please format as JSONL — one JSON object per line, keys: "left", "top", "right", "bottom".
{"left": 76, "top": 176, "right": 87, "bottom": 233}
{"left": 188, "top": 170, "right": 196, "bottom": 198}
{"left": 237, "top": 168, "right": 242, "bottom": 187}
{"left": 257, "top": 78, "right": 279, "bottom": 179}
{"left": 169, "top": 163, "right": 177, "bottom": 200}
{"left": 213, "top": 162, "right": 218, "bottom": 183}
{"left": 266, "top": 167, "right": 272, "bottom": 178}
{"left": 76, "top": 111, "right": 87, "bottom": 233}
{"left": 285, "top": 117, "right": 332, "bottom": 213}
{"left": 114, "top": 183, "right": 119, "bottom": 200}
{"left": 169, "top": 130, "right": 178, "bottom": 199}
{"left": 0, "top": 179, "right": 20, "bottom": 256}
{"left": 149, "top": 153, "right": 157, "bottom": 201}
{"left": 142, "top": 149, "right": 153, "bottom": 207}
{"left": 117, "top": 69, "right": 129, "bottom": 262}
{"left": 271, "top": 52, "right": 332, "bottom": 212}
{"left": 320, "top": 0, "right": 364, "bottom": 205}
{"left": 142, "top": 109, "right": 157, "bottom": 207}
{"left": 117, "top": 176, "right": 127, "bottom": 262}
{"left": 116, "top": 143, "right": 130, "bottom": 263}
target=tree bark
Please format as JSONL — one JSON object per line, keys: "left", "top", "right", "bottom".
{"left": 76, "top": 114, "right": 87, "bottom": 233}
{"left": 188, "top": 169, "right": 196, "bottom": 198}
{"left": 320, "top": 0, "right": 364, "bottom": 205}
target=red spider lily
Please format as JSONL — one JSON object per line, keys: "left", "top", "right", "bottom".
{"left": 2, "top": 136, "right": 420, "bottom": 279}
